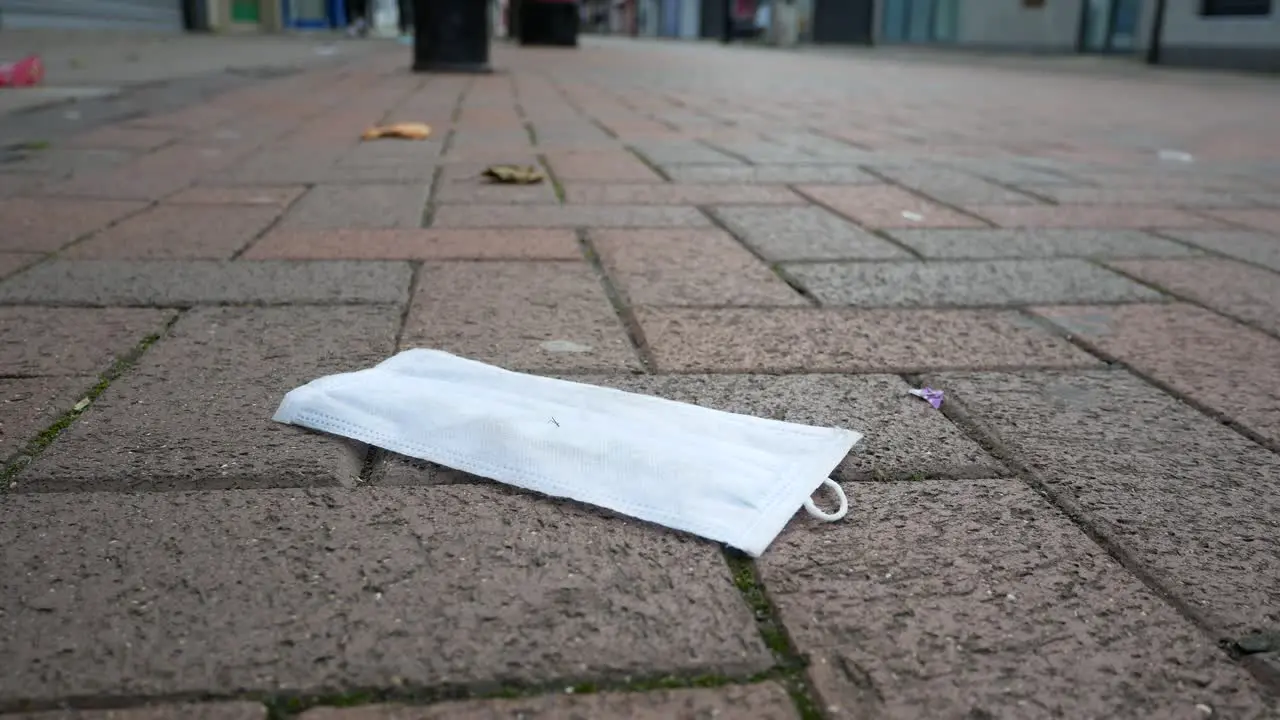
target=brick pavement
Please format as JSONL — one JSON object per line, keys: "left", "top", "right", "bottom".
{"left": 2, "top": 37, "right": 1279, "bottom": 719}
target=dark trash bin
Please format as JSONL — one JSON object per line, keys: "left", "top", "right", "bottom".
{"left": 412, "top": 0, "right": 493, "bottom": 73}
{"left": 518, "top": 0, "right": 579, "bottom": 46}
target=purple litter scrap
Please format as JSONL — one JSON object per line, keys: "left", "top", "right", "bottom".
{"left": 909, "top": 387, "right": 944, "bottom": 409}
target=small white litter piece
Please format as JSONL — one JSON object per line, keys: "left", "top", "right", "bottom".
{"left": 274, "top": 349, "right": 863, "bottom": 557}
{"left": 901, "top": 211, "right": 925, "bottom": 222}
{"left": 1157, "top": 149, "right": 1194, "bottom": 163}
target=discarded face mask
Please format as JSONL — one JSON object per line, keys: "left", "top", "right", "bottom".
{"left": 273, "top": 350, "right": 862, "bottom": 556}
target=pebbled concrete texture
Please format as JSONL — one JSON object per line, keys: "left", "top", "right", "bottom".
{"left": 0, "top": 485, "right": 770, "bottom": 704}
{"left": 885, "top": 228, "right": 1203, "bottom": 260}
{"left": 967, "top": 204, "right": 1224, "bottom": 229}
{"left": 0, "top": 260, "right": 413, "bottom": 306}
{"left": 280, "top": 184, "right": 431, "bottom": 230}
{"left": 0, "top": 198, "right": 146, "bottom": 253}
{"left": 16, "top": 305, "right": 400, "bottom": 491}
{"left": 298, "top": 684, "right": 799, "bottom": 719}
{"left": 0, "top": 252, "right": 43, "bottom": 279}
{"left": 665, "top": 164, "right": 879, "bottom": 185}
{"left": 243, "top": 229, "right": 584, "bottom": 261}
{"left": 1161, "top": 230, "right": 1280, "bottom": 272}
{"left": 798, "top": 185, "right": 988, "bottom": 229}
{"left": 1107, "top": 258, "right": 1280, "bottom": 335}
{"left": 785, "top": 259, "right": 1164, "bottom": 308}
{"left": 930, "top": 369, "right": 1280, "bottom": 639}
{"left": 1034, "top": 303, "right": 1280, "bottom": 446}
{"left": 401, "top": 261, "right": 640, "bottom": 372}
{"left": 635, "top": 308, "right": 1100, "bottom": 372}
{"left": 8, "top": 704, "right": 267, "bottom": 719}
{"left": 564, "top": 184, "right": 803, "bottom": 205}
{"left": 710, "top": 206, "right": 911, "bottom": 261}
{"left": 63, "top": 205, "right": 281, "bottom": 260}
{"left": 0, "top": 307, "right": 174, "bottom": 376}
{"left": 762, "top": 479, "right": 1276, "bottom": 720}
{"left": 542, "top": 151, "right": 667, "bottom": 182}
{"left": 379, "top": 373, "right": 1003, "bottom": 487}
{"left": 591, "top": 229, "right": 806, "bottom": 307}
{"left": 872, "top": 166, "right": 1043, "bottom": 205}
{"left": 0, "top": 376, "right": 94, "bottom": 461}
{"left": 431, "top": 205, "right": 712, "bottom": 229}
{"left": 163, "top": 185, "right": 307, "bottom": 207}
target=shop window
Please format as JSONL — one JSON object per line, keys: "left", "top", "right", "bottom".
{"left": 1201, "top": 0, "right": 1272, "bottom": 16}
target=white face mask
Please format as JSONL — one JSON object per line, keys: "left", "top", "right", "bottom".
{"left": 273, "top": 350, "right": 861, "bottom": 557}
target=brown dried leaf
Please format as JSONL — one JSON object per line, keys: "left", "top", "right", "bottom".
{"left": 361, "top": 122, "right": 432, "bottom": 141}
{"left": 482, "top": 164, "right": 545, "bottom": 184}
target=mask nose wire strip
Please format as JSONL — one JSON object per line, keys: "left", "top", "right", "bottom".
{"left": 803, "top": 478, "right": 848, "bottom": 522}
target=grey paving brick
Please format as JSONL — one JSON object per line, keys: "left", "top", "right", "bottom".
{"left": 711, "top": 206, "right": 911, "bottom": 261}
{"left": 785, "top": 259, "right": 1163, "bottom": 307}
{"left": 931, "top": 369, "right": 1280, "bottom": 639}
{"left": 16, "top": 305, "right": 400, "bottom": 491}
{"left": 0, "top": 485, "right": 769, "bottom": 703}
{"left": 886, "top": 228, "right": 1203, "bottom": 260}
{"left": 1159, "top": 230, "right": 1280, "bottom": 272}
{"left": 0, "top": 261, "right": 412, "bottom": 306}
{"left": 762, "top": 479, "right": 1275, "bottom": 720}
{"left": 280, "top": 184, "right": 431, "bottom": 229}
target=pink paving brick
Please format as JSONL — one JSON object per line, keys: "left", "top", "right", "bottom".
{"left": 592, "top": 229, "right": 805, "bottom": 306}
{"left": 543, "top": 150, "right": 665, "bottom": 182}
{"left": 243, "top": 229, "right": 583, "bottom": 260}
{"left": 1200, "top": 208, "right": 1280, "bottom": 233}
{"left": 1034, "top": 303, "right": 1280, "bottom": 447}
{"left": 0, "top": 307, "right": 175, "bottom": 376}
{"left": 564, "top": 183, "right": 803, "bottom": 205}
{"left": 968, "top": 204, "right": 1225, "bottom": 229}
{"left": 401, "top": 261, "right": 640, "bottom": 371}
{"left": 0, "top": 198, "right": 145, "bottom": 253}
{"left": 1107, "top": 258, "right": 1280, "bottom": 336}
{"left": 164, "top": 185, "right": 306, "bottom": 207}
{"left": 64, "top": 205, "right": 281, "bottom": 260}
{"left": 634, "top": 307, "right": 1098, "bottom": 372}
{"left": 0, "top": 252, "right": 41, "bottom": 279}
{"left": 431, "top": 204, "right": 711, "bottom": 229}
{"left": 797, "top": 184, "right": 988, "bottom": 229}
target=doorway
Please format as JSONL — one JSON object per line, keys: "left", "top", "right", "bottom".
{"left": 1080, "top": 0, "right": 1141, "bottom": 53}
{"left": 880, "top": 0, "right": 958, "bottom": 44}
{"left": 811, "top": 0, "right": 872, "bottom": 44}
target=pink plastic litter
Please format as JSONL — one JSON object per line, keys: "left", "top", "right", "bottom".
{"left": 0, "top": 55, "right": 44, "bottom": 88}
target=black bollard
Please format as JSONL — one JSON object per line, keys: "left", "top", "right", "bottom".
{"left": 412, "top": 0, "right": 493, "bottom": 73}
{"left": 720, "top": 0, "right": 732, "bottom": 43}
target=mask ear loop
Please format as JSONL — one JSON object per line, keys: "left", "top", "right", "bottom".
{"left": 803, "top": 478, "right": 848, "bottom": 522}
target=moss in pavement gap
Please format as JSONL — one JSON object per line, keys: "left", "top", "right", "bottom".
{"left": 536, "top": 153, "right": 565, "bottom": 202}
{"left": 625, "top": 147, "right": 671, "bottom": 181}
{"left": 723, "top": 548, "right": 829, "bottom": 719}
{"left": 0, "top": 322, "right": 176, "bottom": 489}
{"left": 524, "top": 121, "right": 538, "bottom": 145}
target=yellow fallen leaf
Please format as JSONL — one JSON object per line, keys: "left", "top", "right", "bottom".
{"left": 361, "top": 122, "right": 432, "bottom": 141}
{"left": 482, "top": 165, "right": 545, "bottom": 184}
{"left": 72, "top": 397, "right": 90, "bottom": 412}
